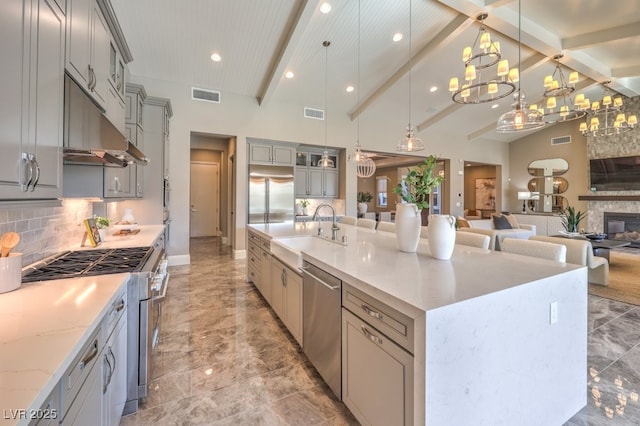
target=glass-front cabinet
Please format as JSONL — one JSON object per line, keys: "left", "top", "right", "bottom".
{"left": 295, "top": 148, "right": 339, "bottom": 198}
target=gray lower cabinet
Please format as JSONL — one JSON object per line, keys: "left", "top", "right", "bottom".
{"left": 103, "top": 309, "right": 127, "bottom": 426}
{"left": 62, "top": 359, "right": 102, "bottom": 425}
{"left": 259, "top": 243, "right": 272, "bottom": 305}
{"left": 247, "top": 230, "right": 272, "bottom": 303}
{"left": 0, "top": 0, "right": 64, "bottom": 200}
{"left": 270, "top": 257, "right": 303, "bottom": 346}
{"left": 342, "top": 308, "right": 414, "bottom": 426}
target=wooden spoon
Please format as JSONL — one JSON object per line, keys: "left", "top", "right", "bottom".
{"left": 1, "top": 232, "right": 20, "bottom": 257}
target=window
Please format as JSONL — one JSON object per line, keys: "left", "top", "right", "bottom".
{"left": 376, "top": 176, "right": 388, "bottom": 207}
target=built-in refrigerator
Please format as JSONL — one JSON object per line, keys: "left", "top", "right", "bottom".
{"left": 248, "top": 165, "right": 295, "bottom": 223}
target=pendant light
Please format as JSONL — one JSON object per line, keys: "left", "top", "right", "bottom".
{"left": 320, "top": 40, "right": 335, "bottom": 168}
{"left": 496, "top": 0, "right": 545, "bottom": 133}
{"left": 348, "top": 0, "right": 376, "bottom": 178}
{"left": 396, "top": 0, "right": 425, "bottom": 152}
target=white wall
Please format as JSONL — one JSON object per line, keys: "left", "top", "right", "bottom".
{"left": 129, "top": 75, "right": 511, "bottom": 261}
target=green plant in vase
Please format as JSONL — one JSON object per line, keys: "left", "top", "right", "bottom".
{"left": 357, "top": 192, "right": 373, "bottom": 214}
{"left": 392, "top": 155, "right": 443, "bottom": 211}
{"left": 95, "top": 216, "right": 110, "bottom": 229}
{"left": 561, "top": 206, "right": 585, "bottom": 233}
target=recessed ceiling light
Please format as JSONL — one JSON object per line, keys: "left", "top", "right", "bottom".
{"left": 285, "top": 71, "right": 294, "bottom": 79}
{"left": 320, "top": 2, "right": 331, "bottom": 13}
{"left": 491, "top": 103, "right": 499, "bottom": 109}
{"left": 429, "top": 86, "right": 438, "bottom": 93}
{"left": 393, "top": 33, "right": 403, "bottom": 42}
{"left": 346, "top": 85, "right": 354, "bottom": 93}
{"left": 210, "top": 53, "right": 221, "bottom": 62}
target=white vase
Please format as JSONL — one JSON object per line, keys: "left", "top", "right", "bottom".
{"left": 98, "top": 228, "right": 108, "bottom": 242}
{"left": 358, "top": 202, "right": 368, "bottom": 214}
{"left": 427, "top": 214, "right": 456, "bottom": 260}
{"left": 395, "top": 203, "right": 422, "bottom": 253}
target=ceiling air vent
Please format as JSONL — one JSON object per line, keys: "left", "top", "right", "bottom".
{"left": 304, "top": 107, "right": 324, "bottom": 120}
{"left": 192, "top": 87, "right": 220, "bottom": 103}
{"left": 551, "top": 135, "right": 571, "bottom": 145}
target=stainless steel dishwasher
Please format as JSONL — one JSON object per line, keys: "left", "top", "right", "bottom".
{"left": 301, "top": 260, "right": 342, "bottom": 399}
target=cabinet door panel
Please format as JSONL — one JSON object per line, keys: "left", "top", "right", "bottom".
{"left": 270, "top": 259, "right": 284, "bottom": 320}
{"left": 259, "top": 249, "right": 272, "bottom": 304}
{"left": 308, "top": 169, "right": 323, "bottom": 197}
{"left": 342, "top": 309, "right": 413, "bottom": 426}
{"left": 62, "top": 361, "right": 101, "bottom": 425}
{"left": 323, "top": 170, "right": 338, "bottom": 198}
{"left": 65, "top": 0, "right": 92, "bottom": 88}
{"left": 104, "top": 166, "right": 133, "bottom": 198}
{"left": 294, "top": 168, "right": 309, "bottom": 197}
{"left": 272, "top": 146, "right": 294, "bottom": 166}
{"left": 31, "top": 0, "right": 64, "bottom": 196}
{"left": 0, "top": 0, "right": 27, "bottom": 193}
{"left": 285, "top": 267, "right": 303, "bottom": 346}
{"left": 90, "top": 3, "right": 109, "bottom": 107}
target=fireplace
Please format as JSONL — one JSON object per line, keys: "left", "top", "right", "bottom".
{"left": 604, "top": 212, "right": 640, "bottom": 248}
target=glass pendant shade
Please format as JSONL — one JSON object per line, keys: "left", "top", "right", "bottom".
{"left": 496, "top": 92, "right": 545, "bottom": 132}
{"left": 397, "top": 127, "right": 425, "bottom": 152}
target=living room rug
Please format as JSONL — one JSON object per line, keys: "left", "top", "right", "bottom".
{"left": 588, "top": 249, "right": 640, "bottom": 305}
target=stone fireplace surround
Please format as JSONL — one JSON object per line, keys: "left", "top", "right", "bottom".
{"left": 584, "top": 96, "right": 640, "bottom": 240}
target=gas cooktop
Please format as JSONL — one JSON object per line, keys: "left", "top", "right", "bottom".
{"left": 22, "top": 246, "right": 154, "bottom": 283}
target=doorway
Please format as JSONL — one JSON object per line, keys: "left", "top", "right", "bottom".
{"left": 190, "top": 162, "right": 220, "bottom": 237}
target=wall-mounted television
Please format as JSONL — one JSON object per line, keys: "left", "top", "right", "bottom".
{"left": 590, "top": 155, "right": 640, "bottom": 191}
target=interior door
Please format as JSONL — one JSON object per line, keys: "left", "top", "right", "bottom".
{"left": 190, "top": 162, "right": 220, "bottom": 237}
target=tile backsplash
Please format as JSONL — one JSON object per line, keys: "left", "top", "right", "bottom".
{"left": 0, "top": 199, "right": 92, "bottom": 266}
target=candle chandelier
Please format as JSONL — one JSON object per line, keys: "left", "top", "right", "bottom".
{"left": 448, "top": 13, "right": 516, "bottom": 104}
{"left": 538, "top": 54, "right": 587, "bottom": 124}
{"left": 578, "top": 82, "right": 638, "bottom": 137}
{"left": 347, "top": 0, "right": 376, "bottom": 178}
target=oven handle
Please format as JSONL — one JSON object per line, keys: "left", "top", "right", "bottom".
{"left": 152, "top": 272, "right": 170, "bottom": 303}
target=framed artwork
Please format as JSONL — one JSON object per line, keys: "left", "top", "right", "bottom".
{"left": 475, "top": 178, "right": 496, "bottom": 211}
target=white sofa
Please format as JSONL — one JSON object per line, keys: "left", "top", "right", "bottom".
{"left": 459, "top": 218, "right": 536, "bottom": 251}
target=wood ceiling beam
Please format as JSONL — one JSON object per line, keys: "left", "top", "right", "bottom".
{"left": 256, "top": 0, "right": 315, "bottom": 106}
{"left": 349, "top": 13, "right": 472, "bottom": 121}
{"left": 562, "top": 22, "right": 640, "bottom": 50}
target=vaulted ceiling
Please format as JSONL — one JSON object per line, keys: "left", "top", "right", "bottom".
{"left": 111, "top": 0, "right": 640, "bottom": 144}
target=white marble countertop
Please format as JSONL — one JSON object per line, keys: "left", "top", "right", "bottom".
{"left": 249, "top": 222, "right": 584, "bottom": 317}
{"left": 0, "top": 273, "right": 130, "bottom": 425}
{"left": 77, "top": 224, "right": 165, "bottom": 250}
{"left": 0, "top": 225, "right": 165, "bottom": 425}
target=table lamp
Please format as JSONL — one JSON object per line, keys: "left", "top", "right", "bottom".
{"left": 517, "top": 191, "right": 531, "bottom": 213}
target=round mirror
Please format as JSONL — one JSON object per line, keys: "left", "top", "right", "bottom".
{"left": 527, "top": 176, "right": 568, "bottom": 194}
{"left": 527, "top": 158, "right": 569, "bottom": 177}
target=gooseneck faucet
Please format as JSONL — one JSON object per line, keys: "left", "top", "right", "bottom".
{"left": 312, "top": 204, "right": 340, "bottom": 240}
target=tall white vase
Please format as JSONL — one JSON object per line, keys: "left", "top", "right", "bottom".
{"left": 427, "top": 214, "right": 456, "bottom": 260}
{"left": 395, "top": 203, "right": 422, "bottom": 253}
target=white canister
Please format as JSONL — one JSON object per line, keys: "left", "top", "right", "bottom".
{"left": 122, "top": 208, "right": 135, "bottom": 223}
{"left": 0, "top": 253, "right": 23, "bottom": 293}
{"left": 395, "top": 203, "right": 422, "bottom": 253}
{"left": 427, "top": 215, "right": 456, "bottom": 260}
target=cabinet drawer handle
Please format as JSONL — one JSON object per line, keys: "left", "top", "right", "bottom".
{"left": 361, "top": 325, "right": 383, "bottom": 345}
{"left": 115, "top": 299, "right": 125, "bottom": 312}
{"left": 80, "top": 339, "right": 99, "bottom": 370}
{"left": 361, "top": 304, "right": 383, "bottom": 320}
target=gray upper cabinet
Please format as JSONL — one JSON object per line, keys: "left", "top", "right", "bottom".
{"left": 248, "top": 141, "right": 295, "bottom": 166}
{"left": 123, "top": 84, "right": 146, "bottom": 198}
{"left": 294, "top": 149, "right": 339, "bottom": 199}
{"left": 0, "top": 0, "right": 65, "bottom": 200}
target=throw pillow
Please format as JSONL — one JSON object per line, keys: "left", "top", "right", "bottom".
{"left": 457, "top": 216, "right": 470, "bottom": 228}
{"left": 492, "top": 214, "right": 512, "bottom": 230}
{"left": 505, "top": 214, "right": 520, "bottom": 229}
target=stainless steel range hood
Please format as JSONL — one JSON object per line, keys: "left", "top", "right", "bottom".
{"left": 63, "top": 74, "right": 149, "bottom": 167}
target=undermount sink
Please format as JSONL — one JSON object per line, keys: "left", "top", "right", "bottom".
{"left": 270, "top": 235, "right": 345, "bottom": 271}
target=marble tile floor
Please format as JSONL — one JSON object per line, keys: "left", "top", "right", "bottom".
{"left": 120, "top": 236, "right": 358, "bottom": 425}
{"left": 120, "top": 237, "right": 640, "bottom": 425}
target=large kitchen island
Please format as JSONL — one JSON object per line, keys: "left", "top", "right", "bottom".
{"left": 248, "top": 222, "right": 587, "bottom": 425}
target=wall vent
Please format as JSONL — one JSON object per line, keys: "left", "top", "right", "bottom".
{"left": 192, "top": 87, "right": 220, "bottom": 103}
{"left": 551, "top": 135, "right": 571, "bottom": 145}
{"left": 304, "top": 107, "right": 325, "bottom": 120}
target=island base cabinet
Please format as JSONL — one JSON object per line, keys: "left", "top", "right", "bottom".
{"left": 61, "top": 360, "right": 102, "bottom": 425}
{"left": 342, "top": 308, "right": 413, "bottom": 426}
{"left": 270, "top": 257, "right": 303, "bottom": 346}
